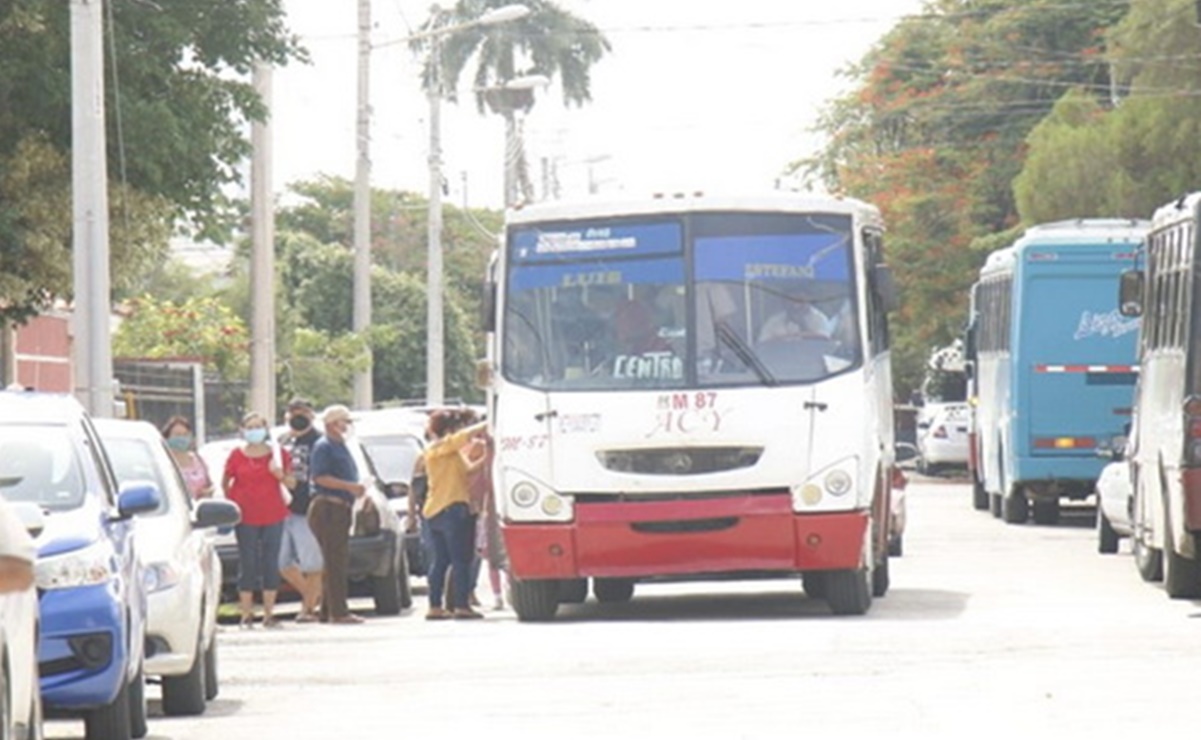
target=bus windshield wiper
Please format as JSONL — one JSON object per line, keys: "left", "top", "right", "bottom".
{"left": 714, "top": 319, "right": 777, "bottom": 386}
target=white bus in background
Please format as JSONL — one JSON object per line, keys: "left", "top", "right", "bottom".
{"left": 1119, "top": 194, "right": 1201, "bottom": 598}
{"left": 482, "top": 192, "right": 901, "bottom": 620}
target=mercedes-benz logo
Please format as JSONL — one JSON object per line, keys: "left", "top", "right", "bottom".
{"left": 664, "top": 451, "right": 693, "bottom": 474}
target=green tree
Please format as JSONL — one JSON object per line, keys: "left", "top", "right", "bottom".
{"left": 0, "top": 0, "right": 303, "bottom": 322}
{"left": 415, "top": 0, "right": 610, "bottom": 202}
{"left": 801, "top": 0, "right": 1131, "bottom": 395}
{"left": 112, "top": 295, "right": 250, "bottom": 380}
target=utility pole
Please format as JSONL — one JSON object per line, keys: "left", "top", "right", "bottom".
{"left": 249, "top": 62, "right": 276, "bottom": 418}
{"left": 426, "top": 37, "right": 445, "bottom": 406}
{"left": 352, "top": 0, "right": 374, "bottom": 409}
{"left": 70, "top": 0, "right": 114, "bottom": 417}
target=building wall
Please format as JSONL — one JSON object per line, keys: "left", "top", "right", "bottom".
{"left": 13, "top": 314, "right": 72, "bottom": 392}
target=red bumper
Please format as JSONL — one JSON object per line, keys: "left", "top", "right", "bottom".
{"left": 502, "top": 493, "right": 868, "bottom": 580}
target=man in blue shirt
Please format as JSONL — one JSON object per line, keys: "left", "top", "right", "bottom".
{"left": 308, "top": 404, "right": 366, "bottom": 624}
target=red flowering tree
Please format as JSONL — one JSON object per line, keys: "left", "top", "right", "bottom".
{"left": 113, "top": 295, "right": 250, "bottom": 381}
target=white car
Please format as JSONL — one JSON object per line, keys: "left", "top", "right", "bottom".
{"left": 0, "top": 500, "right": 44, "bottom": 740}
{"left": 1096, "top": 458, "right": 1134, "bottom": 554}
{"left": 95, "top": 419, "right": 241, "bottom": 716}
{"left": 916, "top": 402, "right": 970, "bottom": 474}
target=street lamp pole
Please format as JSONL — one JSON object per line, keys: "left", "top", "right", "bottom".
{"left": 352, "top": 0, "right": 373, "bottom": 409}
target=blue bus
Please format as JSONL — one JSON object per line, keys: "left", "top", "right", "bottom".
{"left": 966, "top": 219, "right": 1147, "bottom": 525}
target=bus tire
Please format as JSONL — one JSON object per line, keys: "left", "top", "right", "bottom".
{"left": 1031, "top": 499, "right": 1060, "bottom": 526}
{"left": 1003, "top": 488, "right": 1029, "bottom": 524}
{"left": 593, "top": 578, "right": 635, "bottom": 603}
{"left": 1162, "top": 524, "right": 1201, "bottom": 599}
{"left": 801, "top": 572, "right": 828, "bottom": 599}
{"left": 557, "top": 578, "right": 589, "bottom": 604}
{"left": 508, "top": 578, "right": 559, "bottom": 622}
{"left": 972, "top": 480, "right": 989, "bottom": 511}
{"left": 1097, "top": 509, "right": 1120, "bottom": 554}
{"left": 990, "top": 493, "right": 1003, "bottom": 518}
{"left": 825, "top": 568, "right": 871, "bottom": 616}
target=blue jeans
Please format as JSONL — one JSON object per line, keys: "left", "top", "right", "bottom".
{"left": 426, "top": 503, "right": 474, "bottom": 609}
{"left": 236, "top": 522, "right": 284, "bottom": 592}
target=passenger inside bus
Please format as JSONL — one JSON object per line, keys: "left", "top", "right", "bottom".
{"left": 757, "top": 296, "right": 836, "bottom": 342}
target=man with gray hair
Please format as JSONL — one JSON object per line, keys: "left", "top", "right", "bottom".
{"left": 308, "top": 405, "right": 366, "bottom": 624}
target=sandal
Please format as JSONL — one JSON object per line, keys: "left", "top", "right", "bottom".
{"left": 331, "top": 614, "right": 364, "bottom": 625}
{"left": 452, "top": 608, "right": 484, "bottom": 620}
{"left": 239, "top": 615, "right": 255, "bottom": 629}
{"left": 262, "top": 617, "right": 282, "bottom": 629}
{"left": 425, "top": 607, "right": 452, "bottom": 621}
{"left": 295, "top": 611, "right": 318, "bottom": 623}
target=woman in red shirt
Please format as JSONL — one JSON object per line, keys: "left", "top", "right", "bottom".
{"left": 223, "top": 412, "right": 293, "bottom": 628}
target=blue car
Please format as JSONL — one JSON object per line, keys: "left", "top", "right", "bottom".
{"left": 0, "top": 392, "right": 161, "bottom": 740}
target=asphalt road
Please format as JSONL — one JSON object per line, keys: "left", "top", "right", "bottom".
{"left": 47, "top": 475, "right": 1201, "bottom": 739}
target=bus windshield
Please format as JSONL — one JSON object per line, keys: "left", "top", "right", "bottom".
{"left": 502, "top": 212, "right": 861, "bottom": 391}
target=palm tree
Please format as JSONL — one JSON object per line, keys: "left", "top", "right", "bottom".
{"left": 412, "top": 0, "right": 610, "bottom": 205}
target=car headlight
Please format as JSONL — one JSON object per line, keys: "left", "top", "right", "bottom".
{"left": 143, "top": 561, "right": 182, "bottom": 594}
{"left": 35, "top": 540, "right": 116, "bottom": 590}
{"left": 511, "top": 482, "right": 538, "bottom": 508}
{"left": 824, "top": 469, "right": 853, "bottom": 496}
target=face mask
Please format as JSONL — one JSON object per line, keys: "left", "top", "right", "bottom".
{"left": 289, "top": 415, "right": 311, "bottom": 432}
{"left": 244, "top": 428, "right": 268, "bottom": 444}
{"left": 166, "top": 435, "right": 192, "bottom": 452}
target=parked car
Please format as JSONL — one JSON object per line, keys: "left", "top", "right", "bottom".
{"left": 198, "top": 426, "right": 413, "bottom": 614}
{"left": 353, "top": 411, "right": 427, "bottom": 576}
{"left": 0, "top": 499, "right": 45, "bottom": 740}
{"left": 94, "top": 419, "right": 241, "bottom": 717}
{"left": 1096, "top": 456, "right": 1134, "bottom": 555}
{"left": 916, "top": 402, "right": 970, "bottom": 474}
{"left": 0, "top": 391, "right": 162, "bottom": 740}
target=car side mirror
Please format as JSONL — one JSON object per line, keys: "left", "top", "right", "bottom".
{"left": 873, "top": 264, "right": 900, "bottom": 313}
{"left": 116, "top": 482, "right": 162, "bottom": 518}
{"left": 1118, "top": 270, "right": 1144, "bottom": 317}
{"left": 193, "top": 499, "right": 241, "bottom": 530}
{"left": 9, "top": 501, "right": 45, "bottom": 538}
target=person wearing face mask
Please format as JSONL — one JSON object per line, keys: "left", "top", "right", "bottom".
{"left": 278, "top": 398, "right": 324, "bottom": 622}
{"left": 308, "top": 404, "right": 367, "bottom": 624}
{"left": 161, "top": 415, "right": 213, "bottom": 499}
{"left": 222, "top": 411, "right": 294, "bottom": 628}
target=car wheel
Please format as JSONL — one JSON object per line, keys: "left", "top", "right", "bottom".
{"left": 397, "top": 546, "right": 413, "bottom": 610}
{"left": 1, "top": 654, "right": 11, "bottom": 740}
{"left": 1097, "top": 508, "right": 1120, "bottom": 554}
{"left": 508, "top": 577, "right": 559, "bottom": 622}
{"left": 203, "top": 636, "right": 219, "bottom": 702}
{"left": 972, "top": 480, "right": 989, "bottom": 511}
{"left": 825, "top": 568, "right": 872, "bottom": 616}
{"left": 84, "top": 673, "right": 131, "bottom": 740}
{"left": 990, "top": 492, "right": 1003, "bottom": 518}
{"left": 557, "top": 578, "right": 589, "bottom": 604}
{"left": 592, "top": 578, "right": 635, "bottom": 604}
{"left": 372, "top": 551, "right": 402, "bottom": 616}
{"left": 162, "top": 639, "right": 207, "bottom": 716}
{"left": 801, "top": 572, "right": 827, "bottom": 599}
{"left": 128, "top": 664, "right": 147, "bottom": 739}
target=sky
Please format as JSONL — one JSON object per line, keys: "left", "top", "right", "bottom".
{"left": 270, "top": 0, "right": 928, "bottom": 211}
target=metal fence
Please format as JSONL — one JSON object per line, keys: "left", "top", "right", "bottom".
{"left": 113, "top": 359, "right": 247, "bottom": 443}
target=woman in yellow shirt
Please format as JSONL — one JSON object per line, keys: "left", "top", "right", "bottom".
{"left": 422, "top": 410, "right": 488, "bottom": 620}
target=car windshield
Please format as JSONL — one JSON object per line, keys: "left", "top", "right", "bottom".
{"left": 104, "top": 437, "right": 174, "bottom": 515}
{"left": 360, "top": 435, "right": 423, "bottom": 485}
{"left": 0, "top": 425, "right": 87, "bottom": 511}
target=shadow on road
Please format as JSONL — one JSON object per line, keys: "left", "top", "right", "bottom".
{"left": 550, "top": 585, "right": 969, "bottom": 623}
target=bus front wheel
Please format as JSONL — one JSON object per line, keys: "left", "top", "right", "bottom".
{"left": 593, "top": 578, "right": 635, "bottom": 603}
{"left": 825, "top": 569, "right": 872, "bottom": 615}
{"left": 508, "top": 578, "right": 560, "bottom": 622}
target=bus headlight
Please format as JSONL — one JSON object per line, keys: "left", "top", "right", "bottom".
{"left": 824, "top": 470, "right": 853, "bottom": 496}
{"left": 511, "top": 482, "right": 538, "bottom": 508}
{"left": 541, "top": 495, "right": 565, "bottom": 516}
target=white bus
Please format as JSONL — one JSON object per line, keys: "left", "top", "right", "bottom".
{"left": 1118, "top": 194, "right": 1201, "bottom": 598}
{"left": 482, "top": 192, "right": 899, "bottom": 619}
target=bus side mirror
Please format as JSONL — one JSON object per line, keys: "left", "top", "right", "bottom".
{"left": 1118, "top": 270, "right": 1144, "bottom": 317}
{"left": 482, "top": 279, "right": 497, "bottom": 332}
{"left": 873, "top": 264, "right": 900, "bottom": 313}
